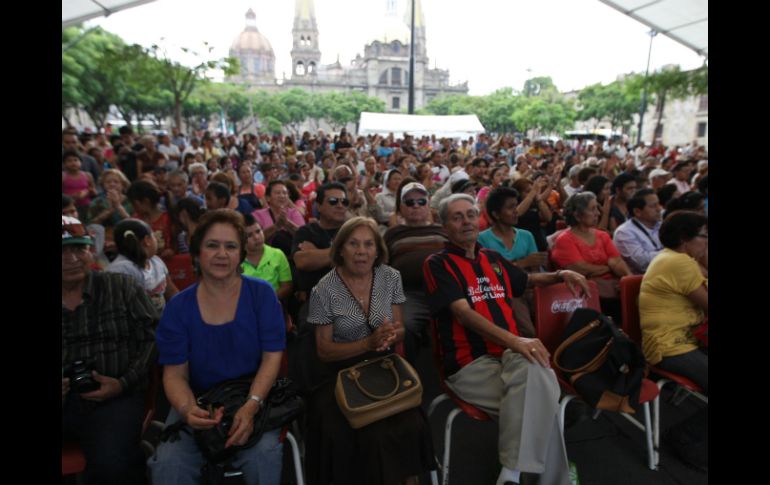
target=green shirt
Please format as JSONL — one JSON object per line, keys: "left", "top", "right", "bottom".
{"left": 241, "top": 244, "right": 292, "bottom": 293}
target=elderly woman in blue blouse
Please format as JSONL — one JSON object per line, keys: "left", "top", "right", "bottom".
{"left": 149, "top": 209, "right": 286, "bottom": 485}
{"left": 305, "top": 216, "right": 435, "bottom": 485}
{"left": 478, "top": 186, "right": 547, "bottom": 271}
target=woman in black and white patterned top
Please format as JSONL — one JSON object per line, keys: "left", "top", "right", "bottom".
{"left": 305, "top": 216, "right": 435, "bottom": 485}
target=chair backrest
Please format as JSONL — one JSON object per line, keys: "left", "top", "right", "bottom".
{"left": 143, "top": 365, "right": 162, "bottom": 433}
{"left": 533, "top": 281, "right": 601, "bottom": 354}
{"left": 167, "top": 253, "right": 198, "bottom": 290}
{"left": 619, "top": 275, "right": 644, "bottom": 344}
{"left": 429, "top": 317, "right": 450, "bottom": 385}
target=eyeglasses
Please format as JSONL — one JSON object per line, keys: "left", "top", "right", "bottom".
{"left": 326, "top": 197, "right": 350, "bottom": 207}
{"left": 403, "top": 198, "right": 428, "bottom": 207}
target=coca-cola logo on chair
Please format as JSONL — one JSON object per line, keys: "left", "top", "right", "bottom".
{"left": 550, "top": 298, "right": 585, "bottom": 314}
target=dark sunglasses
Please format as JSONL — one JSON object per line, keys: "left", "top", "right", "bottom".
{"left": 403, "top": 198, "right": 428, "bottom": 207}
{"left": 326, "top": 197, "right": 350, "bottom": 207}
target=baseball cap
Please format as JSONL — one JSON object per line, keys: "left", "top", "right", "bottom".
{"left": 62, "top": 215, "right": 94, "bottom": 246}
{"left": 400, "top": 182, "right": 428, "bottom": 201}
{"left": 447, "top": 170, "right": 469, "bottom": 185}
{"left": 648, "top": 168, "right": 671, "bottom": 181}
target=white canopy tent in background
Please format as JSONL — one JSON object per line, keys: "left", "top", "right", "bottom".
{"left": 358, "top": 112, "right": 485, "bottom": 139}
{"left": 62, "top": 0, "right": 157, "bottom": 29}
{"left": 598, "top": 0, "right": 707, "bottom": 58}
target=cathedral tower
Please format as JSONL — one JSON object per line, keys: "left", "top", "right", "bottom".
{"left": 291, "top": 0, "right": 321, "bottom": 77}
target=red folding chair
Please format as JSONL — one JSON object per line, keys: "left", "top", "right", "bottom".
{"left": 533, "top": 281, "right": 661, "bottom": 470}
{"left": 620, "top": 275, "right": 707, "bottom": 403}
{"left": 427, "top": 317, "right": 490, "bottom": 485}
{"left": 166, "top": 253, "right": 198, "bottom": 290}
{"left": 619, "top": 275, "right": 708, "bottom": 467}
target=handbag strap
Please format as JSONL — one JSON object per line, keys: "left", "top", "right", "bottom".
{"left": 553, "top": 320, "right": 614, "bottom": 374}
{"left": 346, "top": 356, "right": 401, "bottom": 400}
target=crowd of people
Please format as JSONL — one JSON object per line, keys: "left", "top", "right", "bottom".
{"left": 62, "top": 125, "right": 708, "bottom": 484}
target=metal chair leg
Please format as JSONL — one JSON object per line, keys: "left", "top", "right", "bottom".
{"left": 559, "top": 395, "right": 576, "bottom": 434}
{"left": 642, "top": 402, "right": 656, "bottom": 470}
{"left": 442, "top": 408, "right": 462, "bottom": 485}
{"left": 285, "top": 431, "right": 305, "bottom": 485}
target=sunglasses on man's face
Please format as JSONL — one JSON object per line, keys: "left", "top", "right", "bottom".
{"left": 326, "top": 197, "right": 350, "bottom": 207}
{"left": 403, "top": 198, "right": 428, "bottom": 207}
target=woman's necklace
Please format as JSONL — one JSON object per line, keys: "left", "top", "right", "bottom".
{"left": 338, "top": 269, "right": 373, "bottom": 308}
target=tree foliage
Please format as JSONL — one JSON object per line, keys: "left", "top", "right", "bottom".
{"left": 147, "top": 42, "right": 239, "bottom": 130}
{"left": 577, "top": 80, "right": 641, "bottom": 133}
{"left": 62, "top": 27, "right": 126, "bottom": 128}
{"left": 423, "top": 78, "right": 575, "bottom": 137}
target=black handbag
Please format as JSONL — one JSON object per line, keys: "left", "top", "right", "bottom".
{"left": 553, "top": 308, "right": 646, "bottom": 413}
{"left": 159, "top": 376, "right": 304, "bottom": 484}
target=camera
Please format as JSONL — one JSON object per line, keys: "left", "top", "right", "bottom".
{"left": 63, "top": 360, "right": 101, "bottom": 393}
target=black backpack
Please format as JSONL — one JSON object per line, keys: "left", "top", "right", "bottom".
{"left": 553, "top": 308, "right": 647, "bottom": 413}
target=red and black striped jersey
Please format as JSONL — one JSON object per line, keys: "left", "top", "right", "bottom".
{"left": 423, "top": 242, "right": 528, "bottom": 377}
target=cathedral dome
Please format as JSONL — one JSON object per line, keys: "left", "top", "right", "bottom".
{"left": 230, "top": 9, "right": 275, "bottom": 56}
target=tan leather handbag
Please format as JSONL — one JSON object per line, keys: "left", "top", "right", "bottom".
{"left": 334, "top": 354, "right": 423, "bottom": 429}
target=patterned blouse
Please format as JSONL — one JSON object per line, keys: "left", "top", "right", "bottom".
{"left": 307, "top": 264, "right": 406, "bottom": 342}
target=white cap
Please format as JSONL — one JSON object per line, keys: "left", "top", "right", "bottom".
{"left": 648, "top": 168, "right": 671, "bottom": 181}
{"left": 448, "top": 170, "right": 469, "bottom": 185}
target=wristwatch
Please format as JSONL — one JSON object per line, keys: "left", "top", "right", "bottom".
{"left": 248, "top": 394, "right": 263, "bottom": 406}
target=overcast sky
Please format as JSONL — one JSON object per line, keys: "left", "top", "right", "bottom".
{"left": 87, "top": 0, "right": 706, "bottom": 96}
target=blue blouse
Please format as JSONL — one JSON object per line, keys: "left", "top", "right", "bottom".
{"left": 156, "top": 275, "right": 286, "bottom": 393}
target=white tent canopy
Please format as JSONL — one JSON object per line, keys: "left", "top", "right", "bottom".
{"left": 598, "top": 0, "right": 707, "bottom": 58}
{"left": 62, "top": 0, "right": 157, "bottom": 29}
{"left": 358, "top": 112, "right": 485, "bottom": 139}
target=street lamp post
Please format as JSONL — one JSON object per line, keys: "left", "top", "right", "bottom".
{"left": 636, "top": 29, "right": 657, "bottom": 146}
{"left": 408, "top": 0, "right": 416, "bottom": 114}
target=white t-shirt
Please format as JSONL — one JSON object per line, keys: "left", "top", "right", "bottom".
{"left": 106, "top": 254, "right": 169, "bottom": 312}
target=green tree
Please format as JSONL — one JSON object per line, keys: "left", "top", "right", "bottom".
{"left": 645, "top": 64, "right": 708, "bottom": 141}
{"left": 205, "top": 83, "right": 253, "bottom": 135}
{"left": 477, "top": 88, "right": 518, "bottom": 134}
{"left": 272, "top": 89, "right": 313, "bottom": 135}
{"left": 313, "top": 91, "right": 385, "bottom": 131}
{"left": 109, "top": 44, "right": 167, "bottom": 130}
{"left": 61, "top": 27, "right": 126, "bottom": 129}
{"left": 182, "top": 85, "right": 218, "bottom": 133}
{"left": 511, "top": 96, "right": 575, "bottom": 137}
{"left": 148, "top": 42, "right": 239, "bottom": 130}
{"left": 577, "top": 80, "right": 641, "bottom": 133}
{"left": 522, "top": 76, "right": 557, "bottom": 98}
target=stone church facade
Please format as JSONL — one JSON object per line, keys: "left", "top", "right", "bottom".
{"left": 227, "top": 0, "right": 469, "bottom": 113}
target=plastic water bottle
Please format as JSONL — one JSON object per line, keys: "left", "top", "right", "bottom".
{"left": 569, "top": 461, "right": 580, "bottom": 485}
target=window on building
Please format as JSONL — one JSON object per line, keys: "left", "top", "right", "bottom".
{"left": 391, "top": 67, "right": 402, "bottom": 86}
{"left": 392, "top": 97, "right": 400, "bottom": 110}
{"left": 698, "top": 95, "right": 708, "bottom": 112}
{"left": 697, "top": 122, "right": 707, "bottom": 138}
{"left": 308, "top": 62, "right": 316, "bottom": 74}
{"left": 379, "top": 70, "right": 388, "bottom": 85}
{"left": 296, "top": 61, "right": 305, "bottom": 76}
{"left": 300, "top": 35, "right": 305, "bottom": 45}
{"left": 254, "top": 58, "right": 262, "bottom": 72}
{"left": 392, "top": 43, "right": 399, "bottom": 54}
{"left": 307, "top": 36, "right": 312, "bottom": 45}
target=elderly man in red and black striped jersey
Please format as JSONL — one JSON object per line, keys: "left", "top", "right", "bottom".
{"left": 423, "top": 194, "right": 590, "bottom": 485}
